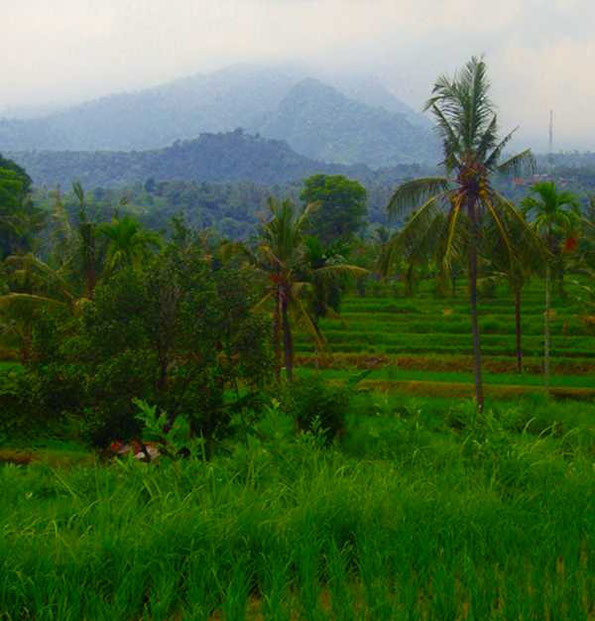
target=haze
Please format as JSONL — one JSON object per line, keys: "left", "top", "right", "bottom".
{"left": 4, "top": 0, "right": 594, "bottom": 152}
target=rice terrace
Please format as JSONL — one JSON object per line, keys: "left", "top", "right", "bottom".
{"left": 1, "top": 22, "right": 594, "bottom": 621}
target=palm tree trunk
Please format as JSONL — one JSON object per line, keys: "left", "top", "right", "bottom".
{"left": 81, "top": 222, "right": 97, "bottom": 298}
{"left": 273, "top": 286, "right": 282, "bottom": 382}
{"left": 406, "top": 262, "right": 414, "bottom": 296}
{"left": 544, "top": 263, "right": 551, "bottom": 391}
{"left": 557, "top": 257, "right": 565, "bottom": 298}
{"left": 514, "top": 286, "right": 522, "bottom": 373}
{"left": 157, "top": 353, "right": 168, "bottom": 391}
{"left": 281, "top": 287, "right": 293, "bottom": 382}
{"left": 467, "top": 199, "right": 484, "bottom": 411}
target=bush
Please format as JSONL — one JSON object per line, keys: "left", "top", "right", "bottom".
{"left": 0, "top": 364, "right": 82, "bottom": 441}
{"left": 283, "top": 376, "right": 349, "bottom": 443}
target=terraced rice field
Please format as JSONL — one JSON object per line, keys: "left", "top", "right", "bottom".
{"left": 295, "top": 279, "right": 595, "bottom": 397}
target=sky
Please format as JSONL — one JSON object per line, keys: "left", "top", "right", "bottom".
{"left": 3, "top": 0, "right": 594, "bottom": 151}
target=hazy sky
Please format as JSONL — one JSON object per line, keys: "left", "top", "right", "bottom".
{"left": 4, "top": 0, "right": 594, "bottom": 150}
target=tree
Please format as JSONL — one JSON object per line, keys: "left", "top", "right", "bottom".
{"left": 0, "top": 155, "right": 43, "bottom": 257}
{"left": 301, "top": 236, "right": 352, "bottom": 326}
{"left": 483, "top": 209, "right": 542, "bottom": 372}
{"left": 381, "top": 56, "right": 534, "bottom": 411}
{"left": 254, "top": 198, "right": 365, "bottom": 382}
{"left": 300, "top": 174, "right": 367, "bottom": 245}
{"left": 98, "top": 215, "right": 162, "bottom": 277}
{"left": 521, "top": 181, "right": 581, "bottom": 389}
{"left": 9, "top": 231, "right": 271, "bottom": 448}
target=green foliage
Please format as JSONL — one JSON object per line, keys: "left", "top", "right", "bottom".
{"left": 4, "top": 233, "right": 272, "bottom": 448}
{"left": 301, "top": 173, "right": 367, "bottom": 244}
{"left": 133, "top": 399, "right": 198, "bottom": 458}
{"left": 283, "top": 375, "right": 349, "bottom": 442}
{"left": 98, "top": 215, "right": 162, "bottom": 277}
{"left": 0, "top": 155, "right": 43, "bottom": 257}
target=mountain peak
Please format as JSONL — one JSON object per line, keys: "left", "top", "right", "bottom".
{"left": 0, "top": 65, "right": 438, "bottom": 168}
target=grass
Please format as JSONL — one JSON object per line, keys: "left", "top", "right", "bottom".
{"left": 0, "top": 439, "right": 91, "bottom": 467}
{"left": 298, "top": 367, "right": 595, "bottom": 388}
{"left": 0, "top": 395, "right": 593, "bottom": 619}
{"left": 291, "top": 279, "right": 595, "bottom": 396}
{"left": 0, "top": 362, "right": 19, "bottom": 372}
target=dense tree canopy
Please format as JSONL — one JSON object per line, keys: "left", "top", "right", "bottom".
{"left": 0, "top": 154, "right": 39, "bottom": 257}
{"left": 300, "top": 174, "right": 367, "bottom": 245}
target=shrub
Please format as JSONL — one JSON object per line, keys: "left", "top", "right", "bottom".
{"left": 0, "top": 364, "right": 82, "bottom": 440}
{"left": 283, "top": 376, "right": 349, "bottom": 443}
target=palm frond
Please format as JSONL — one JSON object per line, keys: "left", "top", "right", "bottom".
{"left": 495, "top": 148, "right": 535, "bottom": 177}
{"left": 380, "top": 190, "right": 451, "bottom": 276}
{"left": 386, "top": 178, "right": 450, "bottom": 219}
{"left": 476, "top": 114, "right": 499, "bottom": 160}
{"left": 4, "top": 254, "right": 76, "bottom": 302}
{"left": 440, "top": 193, "right": 464, "bottom": 272}
{"left": 491, "top": 190, "right": 547, "bottom": 260}
{"left": 313, "top": 264, "right": 368, "bottom": 280}
{"left": 465, "top": 56, "right": 493, "bottom": 150}
{"left": 428, "top": 104, "right": 462, "bottom": 169}
{"left": 252, "top": 291, "right": 273, "bottom": 312}
{"left": 0, "top": 293, "right": 67, "bottom": 310}
{"left": 292, "top": 295, "right": 326, "bottom": 353}
{"left": 482, "top": 197, "right": 515, "bottom": 264}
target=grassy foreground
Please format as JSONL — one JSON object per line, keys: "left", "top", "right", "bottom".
{"left": 1, "top": 395, "right": 593, "bottom": 620}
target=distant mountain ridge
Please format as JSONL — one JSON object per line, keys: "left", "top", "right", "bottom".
{"left": 0, "top": 65, "right": 439, "bottom": 168}
{"left": 7, "top": 130, "right": 380, "bottom": 188}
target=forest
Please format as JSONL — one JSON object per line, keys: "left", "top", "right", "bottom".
{"left": 0, "top": 57, "right": 593, "bottom": 619}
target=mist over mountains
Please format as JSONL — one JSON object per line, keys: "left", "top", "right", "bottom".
{"left": 0, "top": 65, "right": 439, "bottom": 170}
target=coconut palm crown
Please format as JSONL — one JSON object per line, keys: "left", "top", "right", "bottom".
{"left": 382, "top": 56, "right": 535, "bottom": 410}
{"left": 521, "top": 181, "right": 581, "bottom": 389}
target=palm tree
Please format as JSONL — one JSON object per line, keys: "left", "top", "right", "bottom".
{"left": 71, "top": 181, "right": 101, "bottom": 298}
{"left": 483, "top": 210, "right": 543, "bottom": 372}
{"left": 0, "top": 253, "right": 77, "bottom": 361}
{"left": 254, "top": 198, "right": 365, "bottom": 382}
{"left": 98, "top": 215, "right": 162, "bottom": 277}
{"left": 381, "top": 56, "right": 534, "bottom": 410}
{"left": 522, "top": 181, "right": 581, "bottom": 389}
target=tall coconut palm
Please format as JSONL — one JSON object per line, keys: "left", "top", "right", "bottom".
{"left": 381, "top": 56, "right": 534, "bottom": 410}
{"left": 522, "top": 181, "right": 581, "bottom": 389}
{"left": 254, "top": 198, "right": 366, "bottom": 382}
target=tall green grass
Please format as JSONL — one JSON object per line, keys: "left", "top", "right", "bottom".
{"left": 1, "top": 396, "right": 592, "bottom": 619}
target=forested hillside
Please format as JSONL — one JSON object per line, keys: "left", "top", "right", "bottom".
{"left": 8, "top": 130, "right": 430, "bottom": 189}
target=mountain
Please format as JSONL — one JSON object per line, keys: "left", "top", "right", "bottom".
{"left": 0, "top": 65, "right": 438, "bottom": 168}
{"left": 252, "top": 78, "right": 437, "bottom": 168}
{"left": 7, "top": 130, "right": 378, "bottom": 188}
{"left": 330, "top": 75, "right": 428, "bottom": 126}
{"left": 0, "top": 65, "right": 297, "bottom": 152}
